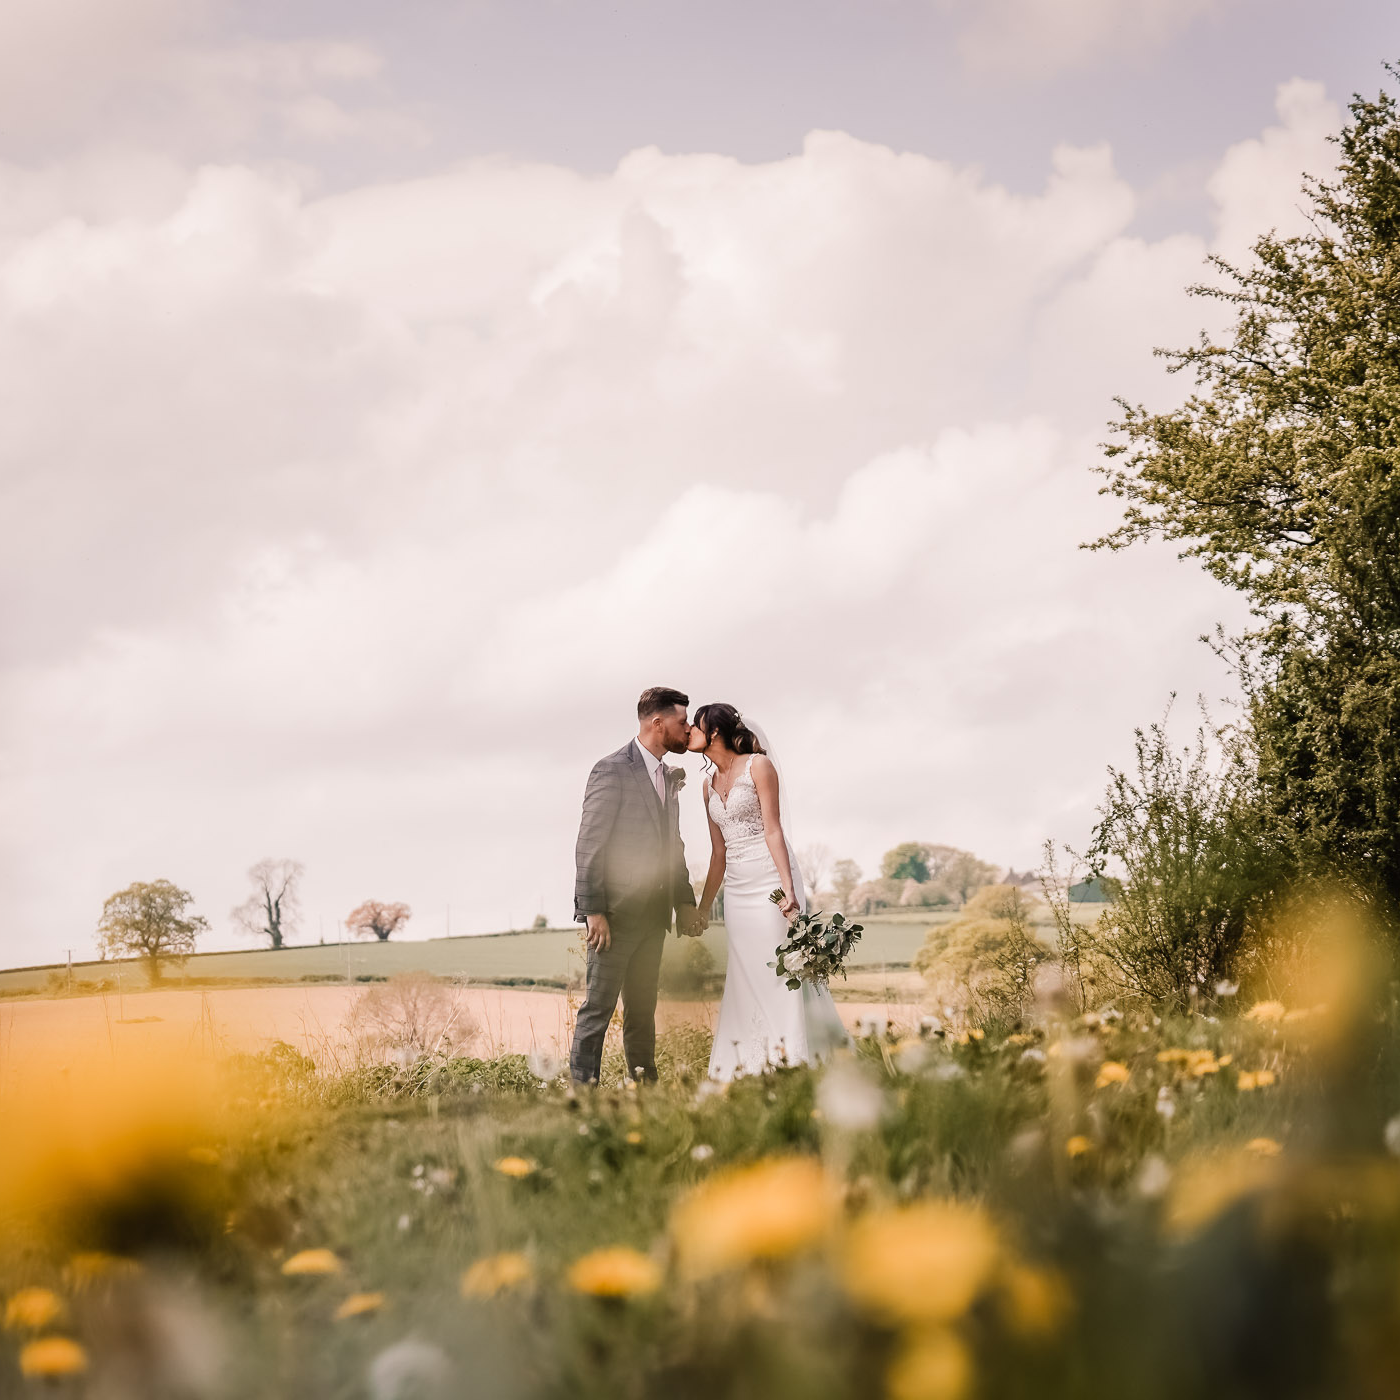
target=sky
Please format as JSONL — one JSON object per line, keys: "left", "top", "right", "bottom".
{"left": 2, "top": 0, "right": 1396, "bottom": 965}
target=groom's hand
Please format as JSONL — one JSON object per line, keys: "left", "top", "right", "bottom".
{"left": 585, "top": 914, "right": 611, "bottom": 952}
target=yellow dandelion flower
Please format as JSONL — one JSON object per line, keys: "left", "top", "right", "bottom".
{"left": 4, "top": 1289, "right": 65, "bottom": 1332}
{"left": 843, "top": 1201, "right": 999, "bottom": 1325}
{"left": 566, "top": 1247, "right": 661, "bottom": 1298}
{"left": 1217, "top": 1054, "right": 1233, "bottom": 1067}
{"left": 334, "top": 1291, "right": 385, "bottom": 1320}
{"left": 461, "top": 1252, "right": 532, "bottom": 1298}
{"left": 1000, "top": 1262, "right": 1072, "bottom": 1338}
{"left": 886, "top": 1329, "right": 972, "bottom": 1400}
{"left": 625, "top": 1132, "right": 643, "bottom": 1146}
{"left": 1006, "top": 1034, "right": 1030, "bottom": 1046}
{"left": 493, "top": 1156, "right": 538, "bottom": 1179}
{"left": 1255, "top": 1069, "right": 1276, "bottom": 1087}
{"left": 671, "top": 1157, "right": 836, "bottom": 1278}
{"left": 968, "top": 1029, "right": 985, "bottom": 1041}
{"left": 1094, "top": 1061, "right": 1129, "bottom": 1089}
{"left": 1244, "top": 1000, "right": 1286, "bottom": 1024}
{"left": 1246, "top": 1137, "right": 1282, "bottom": 1157}
{"left": 19, "top": 1337, "right": 88, "bottom": 1379}
{"left": 1156, "top": 1049, "right": 1190, "bottom": 1064}
{"left": 1065, "top": 1136, "right": 1093, "bottom": 1159}
{"left": 1237, "top": 1071, "right": 1258, "bottom": 1091}
{"left": 281, "top": 1249, "right": 342, "bottom": 1276}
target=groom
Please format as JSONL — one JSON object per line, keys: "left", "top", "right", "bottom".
{"left": 571, "top": 686, "right": 700, "bottom": 1084}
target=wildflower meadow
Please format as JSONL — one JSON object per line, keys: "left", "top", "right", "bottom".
{"left": 5, "top": 901, "right": 1400, "bottom": 1400}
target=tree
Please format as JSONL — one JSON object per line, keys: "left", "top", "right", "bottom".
{"left": 96, "top": 880, "right": 207, "bottom": 985}
{"left": 934, "top": 850, "right": 1002, "bottom": 906}
{"left": 1091, "top": 72, "right": 1400, "bottom": 919}
{"left": 880, "top": 842, "right": 930, "bottom": 883}
{"left": 797, "top": 843, "right": 833, "bottom": 900}
{"left": 831, "top": 858, "right": 862, "bottom": 908}
{"left": 346, "top": 900, "right": 412, "bottom": 942}
{"left": 232, "top": 859, "right": 303, "bottom": 950}
{"left": 915, "top": 885, "right": 1049, "bottom": 1023}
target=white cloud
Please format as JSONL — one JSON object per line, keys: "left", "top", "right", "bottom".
{"left": 1209, "top": 78, "right": 1341, "bottom": 260}
{"left": 948, "top": 0, "right": 1231, "bottom": 75}
{"left": 0, "top": 80, "right": 1335, "bottom": 962}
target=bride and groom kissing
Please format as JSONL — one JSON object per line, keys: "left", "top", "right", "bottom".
{"left": 571, "top": 686, "right": 847, "bottom": 1085}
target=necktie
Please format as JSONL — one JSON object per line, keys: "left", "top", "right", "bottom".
{"left": 654, "top": 764, "right": 666, "bottom": 802}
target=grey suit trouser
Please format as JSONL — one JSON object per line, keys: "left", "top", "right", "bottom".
{"left": 570, "top": 919, "right": 667, "bottom": 1084}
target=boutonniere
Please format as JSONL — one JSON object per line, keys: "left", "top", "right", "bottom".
{"left": 664, "top": 766, "right": 687, "bottom": 794}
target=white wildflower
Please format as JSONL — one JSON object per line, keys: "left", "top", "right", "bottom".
{"left": 1384, "top": 1115, "right": 1400, "bottom": 1157}
{"left": 690, "top": 1144, "right": 715, "bottom": 1162}
{"left": 816, "top": 1062, "right": 885, "bottom": 1131}
{"left": 368, "top": 1340, "right": 452, "bottom": 1400}
{"left": 1136, "top": 1154, "right": 1172, "bottom": 1199}
{"left": 527, "top": 1050, "right": 562, "bottom": 1082}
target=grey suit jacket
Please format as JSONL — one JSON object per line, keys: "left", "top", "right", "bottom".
{"left": 574, "top": 740, "right": 696, "bottom": 931}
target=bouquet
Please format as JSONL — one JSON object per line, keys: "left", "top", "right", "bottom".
{"left": 769, "top": 889, "right": 864, "bottom": 989}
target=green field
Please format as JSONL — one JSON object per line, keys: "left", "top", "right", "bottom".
{"left": 0, "top": 912, "right": 977, "bottom": 996}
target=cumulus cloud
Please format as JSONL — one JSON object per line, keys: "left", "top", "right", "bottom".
{"left": 0, "top": 76, "right": 1338, "bottom": 961}
{"left": 948, "top": 0, "right": 1232, "bottom": 75}
{"left": 0, "top": 0, "right": 422, "bottom": 160}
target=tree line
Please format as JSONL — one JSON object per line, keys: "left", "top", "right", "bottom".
{"left": 95, "top": 860, "right": 414, "bottom": 984}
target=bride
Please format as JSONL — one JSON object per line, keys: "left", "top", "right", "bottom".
{"left": 688, "top": 703, "right": 849, "bottom": 1080}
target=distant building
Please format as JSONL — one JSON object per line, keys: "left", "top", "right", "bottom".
{"left": 1068, "top": 876, "right": 1116, "bottom": 904}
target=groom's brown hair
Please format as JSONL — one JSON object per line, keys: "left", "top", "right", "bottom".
{"left": 637, "top": 686, "right": 689, "bottom": 720}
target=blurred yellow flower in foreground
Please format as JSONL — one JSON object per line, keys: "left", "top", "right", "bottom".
{"left": 1165, "top": 1151, "right": 1280, "bottom": 1237}
{"left": 1094, "top": 1062, "right": 1129, "bottom": 1089}
{"left": 1247, "top": 1137, "right": 1283, "bottom": 1157}
{"left": 19, "top": 1336, "right": 88, "bottom": 1379}
{"left": 65, "top": 1253, "right": 141, "bottom": 1290}
{"left": 1245, "top": 1001, "right": 1287, "bottom": 1023}
{"left": 671, "top": 1156, "right": 836, "bottom": 1278}
{"left": 1065, "top": 1136, "right": 1093, "bottom": 1159}
{"left": 334, "top": 1291, "right": 385, "bottom": 1320}
{"left": 843, "top": 1201, "right": 998, "bottom": 1324}
{"left": 1237, "top": 1068, "right": 1277, "bottom": 1091}
{"left": 281, "top": 1249, "right": 343, "bottom": 1276}
{"left": 1000, "top": 1263, "right": 1073, "bottom": 1338}
{"left": 461, "top": 1252, "right": 532, "bottom": 1298}
{"left": 625, "top": 1132, "right": 644, "bottom": 1146}
{"left": 493, "top": 1157, "right": 538, "bottom": 1179}
{"left": 4, "top": 1289, "right": 65, "bottom": 1332}
{"left": 886, "top": 1329, "right": 971, "bottom": 1400}
{"left": 567, "top": 1247, "right": 661, "bottom": 1298}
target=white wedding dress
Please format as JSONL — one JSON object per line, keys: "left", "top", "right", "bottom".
{"left": 707, "top": 755, "right": 850, "bottom": 1080}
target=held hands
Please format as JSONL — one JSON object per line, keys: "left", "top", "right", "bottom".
{"left": 585, "top": 913, "right": 612, "bottom": 952}
{"left": 677, "top": 906, "right": 710, "bottom": 939}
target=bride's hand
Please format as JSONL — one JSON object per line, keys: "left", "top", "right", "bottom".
{"left": 778, "top": 892, "right": 799, "bottom": 920}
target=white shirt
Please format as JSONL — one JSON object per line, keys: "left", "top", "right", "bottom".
{"left": 635, "top": 739, "right": 667, "bottom": 797}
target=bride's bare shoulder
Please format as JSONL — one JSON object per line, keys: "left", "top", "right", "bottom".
{"left": 749, "top": 753, "right": 777, "bottom": 780}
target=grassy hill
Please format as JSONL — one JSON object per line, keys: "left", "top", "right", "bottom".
{"left": 0, "top": 911, "right": 964, "bottom": 996}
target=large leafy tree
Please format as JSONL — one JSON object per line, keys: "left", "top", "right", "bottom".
{"left": 97, "top": 879, "right": 208, "bottom": 984}
{"left": 1092, "top": 72, "right": 1400, "bottom": 917}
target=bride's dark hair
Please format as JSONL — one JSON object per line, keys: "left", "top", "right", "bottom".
{"left": 693, "top": 703, "right": 766, "bottom": 757}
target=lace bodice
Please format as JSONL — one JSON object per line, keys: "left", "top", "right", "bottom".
{"left": 707, "top": 756, "right": 767, "bottom": 854}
